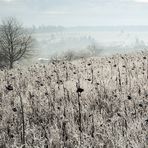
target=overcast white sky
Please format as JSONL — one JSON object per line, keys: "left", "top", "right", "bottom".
{"left": 0, "top": 0, "right": 148, "bottom": 27}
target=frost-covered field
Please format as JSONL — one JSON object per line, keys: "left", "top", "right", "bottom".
{"left": 0, "top": 51, "right": 148, "bottom": 148}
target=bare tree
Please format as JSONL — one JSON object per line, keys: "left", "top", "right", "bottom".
{"left": 0, "top": 17, "right": 33, "bottom": 69}
{"left": 87, "top": 43, "right": 102, "bottom": 56}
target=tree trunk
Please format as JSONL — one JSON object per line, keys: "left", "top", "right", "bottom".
{"left": 9, "top": 61, "right": 13, "bottom": 69}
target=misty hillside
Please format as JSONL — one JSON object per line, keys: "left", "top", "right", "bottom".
{"left": 0, "top": 51, "right": 148, "bottom": 148}
{"left": 33, "top": 26, "right": 148, "bottom": 58}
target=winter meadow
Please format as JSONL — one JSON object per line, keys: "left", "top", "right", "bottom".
{"left": 1, "top": 0, "right": 148, "bottom": 148}
{"left": 0, "top": 51, "right": 148, "bottom": 147}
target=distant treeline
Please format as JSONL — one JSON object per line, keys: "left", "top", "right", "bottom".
{"left": 29, "top": 25, "right": 148, "bottom": 33}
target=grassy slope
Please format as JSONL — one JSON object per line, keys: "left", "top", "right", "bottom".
{"left": 0, "top": 51, "right": 148, "bottom": 148}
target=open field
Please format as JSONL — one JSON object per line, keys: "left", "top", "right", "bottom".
{"left": 0, "top": 51, "right": 148, "bottom": 148}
